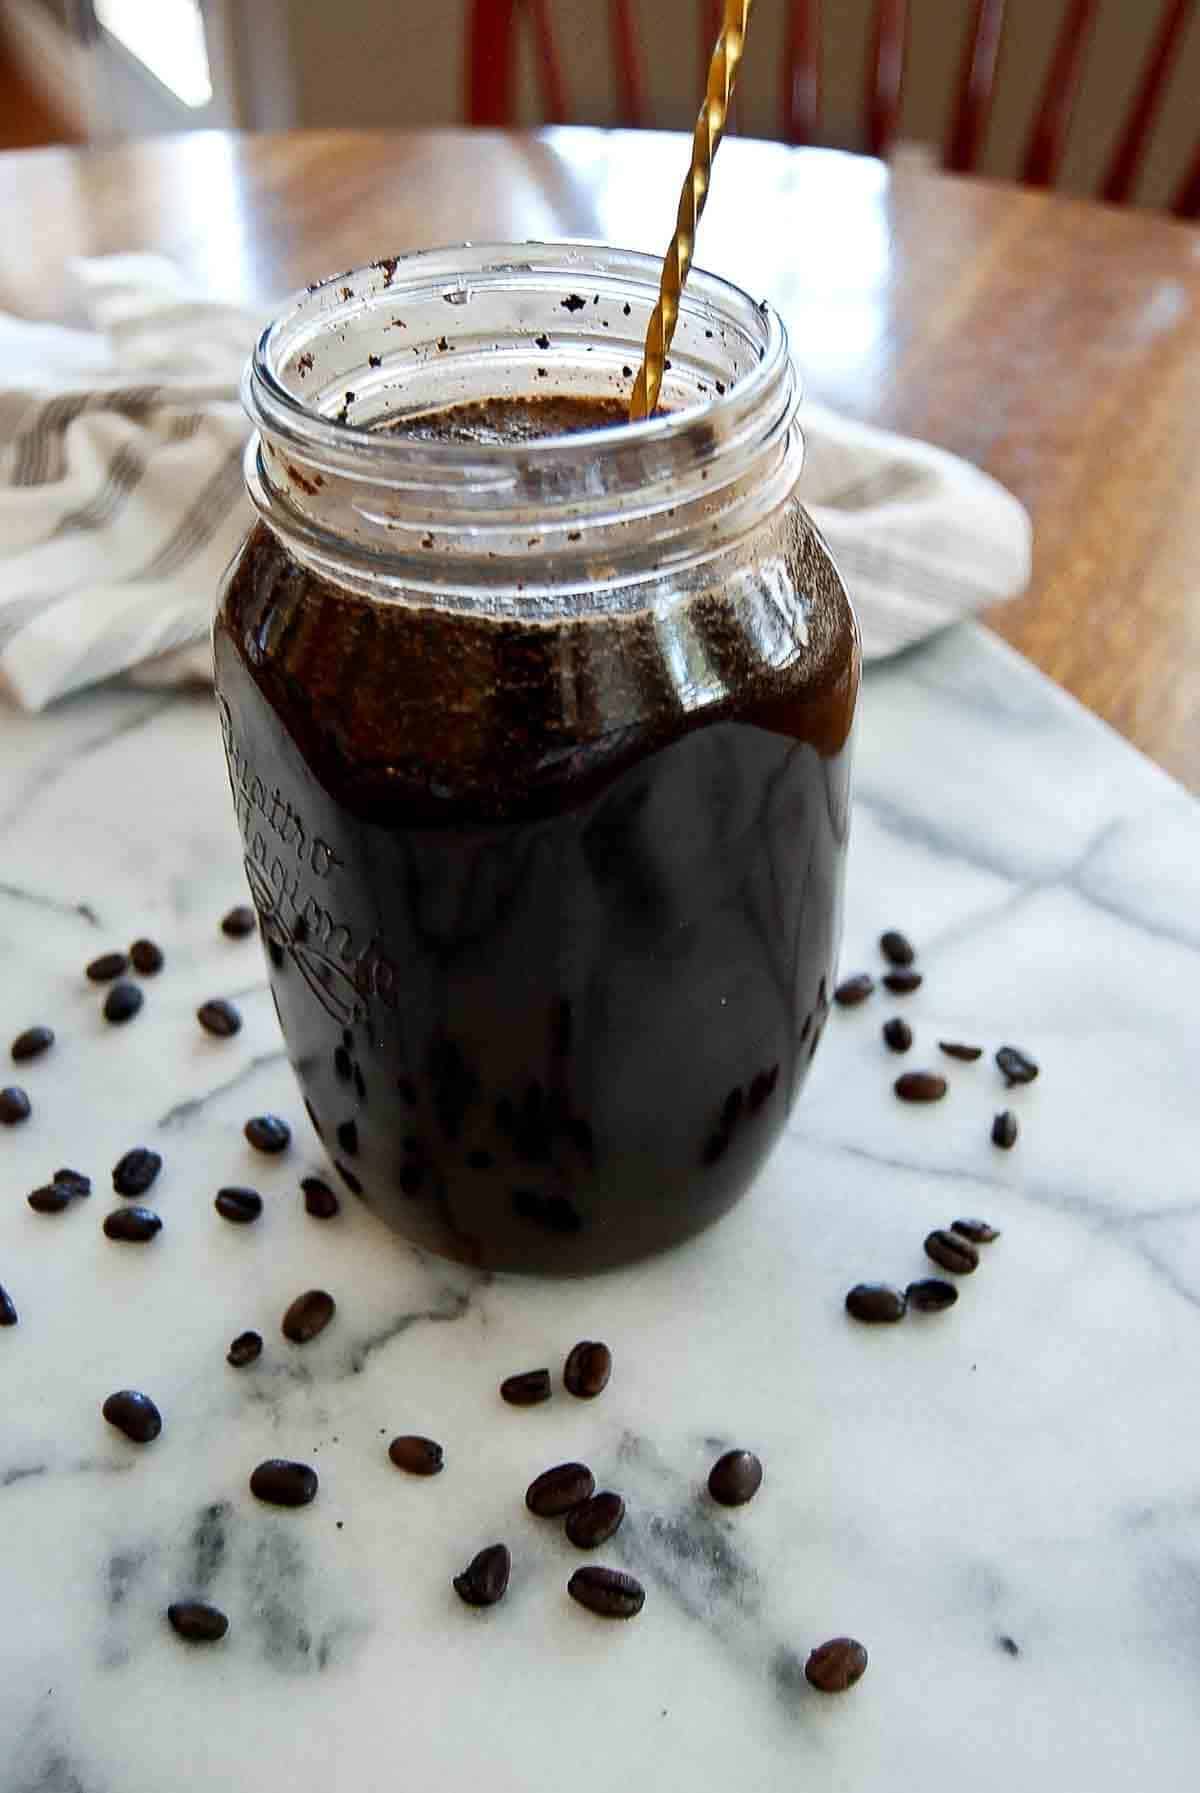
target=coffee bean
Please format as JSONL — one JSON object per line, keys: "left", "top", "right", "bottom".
{"left": 281, "top": 1288, "right": 335, "bottom": 1343}
{"left": 805, "top": 1636, "right": 868, "bottom": 1693}
{"left": 103, "top": 981, "right": 143, "bottom": 1024}
{"left": 563, "top": 1339, "right": 612, "bottom": 1399}
{"left": 215, "top": 1186, "right": 263, "bottom": 1225}
{"left": 167, "top": 1600, "right": 228, "bottom": 1643}
{"left": 526, "top": 1461, "right": 595, "bottom": 1517}
{"left": 708, "top": 1449, "right": 764, "bottom": 1507}
{"left": 245, "top": 1114, "right": 290, "bottom": 1154}
{"left": 924, "top": 1229, "right": 979, "bottom": 1275}
{"left": 952, "top": 1217, "right": 1000, "bottom": 1244}
{"left": 879, "top": 930, "right": 915, "bottom": 967}
{"left": 129, "top": 938, "right": 164, "bottom": 975}
{"left": 500, "top": 1368, "right": 552, "bottom": 1406}
{"left": 882, "top": 1018, "right": 912, "bottom": 1053}
{"left": 845, "top": 1283, "right": 907, "bottom": 1323}
{"left": 112, "top": 1147, "right": 162, "bottom": 1196}
{"left": 996, "top": 1045, "right": 1038, "bottom": 1086}
{"left": 894, "top": 1071, "right": 947, "bottom": 1103}
{"left": 102, "top": 1388, "right": 162, "bottom": 1444}
{"left": 568, "top": 1565, "right": 645, "bottom": 1619}
{"left": 103, "top": 1206, "right": 162, "bottom": 1242}
{"left": 197, "top": 999, "right": 241, "bottom": 1038}
{"left": 11, "top": 1026, "right": 53, "bottom": 1063}
{"left": 301, "top": 1176, "right": 339, "bottom": 1219}
{"left": 882, "top": 968, "right": 922, "bottom": 994}
{"left": 0, "top": 1087, "right": 31, "bottom": 1126}
{"left": 28, "top": 1182, "right": 76, "bottom": 1214}
{"left": 54, "top": 1167, "right": 90, "bottom": 1195}
{"left": 388, "top": 1435, "right": 444, "bottom": 1476}
{"left": 565, "top": 1491, "right": 625, "bottom": 1549}
{"left": 250, "top": 1458, "right": 318, "bottom": 1507}
{"left": 991, "top": 1110, "right": 1019, "bottom": 1149}
{"left": 86, "top": 951, "right": 128, "bottom": 982}
{"left": 221, "top": 904, "right": 257, "bottom": 938}
{"left": 905, "top": 1278, "right": 959, "bottom": 1312}
{"left": 834, "top": 974, "right": 874, "bottom": 1007}
{"left": 0, "top": 1284, "right": 16, "bottom": 1326}
{"left": 453, "top": 1543, "right": 510, "bottom": 1607}
{"left": 227, "top": 1329, "right": 263, "bottom": 1367}
{"left": 939, "top": 1041, "right": 982, "bottom": 1062}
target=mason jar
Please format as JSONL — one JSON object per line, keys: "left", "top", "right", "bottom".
{"left": 212, "top": 241, "right": 859, "bottom": 1274}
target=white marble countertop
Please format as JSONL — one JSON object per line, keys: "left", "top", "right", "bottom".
{"left": 2, "top": 622, "right": 1197, "bottom": 1791}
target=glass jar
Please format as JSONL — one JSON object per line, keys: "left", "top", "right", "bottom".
{"left": 213, "top": 242, "right": 859, "bottom": 1274}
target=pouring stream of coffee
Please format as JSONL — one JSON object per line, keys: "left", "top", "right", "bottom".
{"left": 628, "top": 0, "right": 755, "bottom": 422}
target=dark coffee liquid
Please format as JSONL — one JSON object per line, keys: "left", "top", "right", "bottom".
{"left": 214, "top": 395, "right": 857, "bottom": 1272}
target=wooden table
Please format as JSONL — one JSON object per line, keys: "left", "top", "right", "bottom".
{"left": 2, "top": 127, "right": 1198, "bottom": 787}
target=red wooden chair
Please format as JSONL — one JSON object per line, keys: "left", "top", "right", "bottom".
{"left": 465, "top": 0, "right": 1200, "bottom": 218}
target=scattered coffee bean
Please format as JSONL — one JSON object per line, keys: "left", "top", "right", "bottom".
{"left": 103, "top": 1206, "right": 162, "bottom": 1242}
{"left": 563, "top": 1339, "right": 612, "bottom": 1399}
{"left": 708, "top": 1449, "right": 764, "bottom": 1507}
{"left": 526, "top": 1461, "right": 595, "bottom": 1517}
{"left": 0, "top": 1087, "right": 31, "bottom": 1126}
{"left": 996, "top": 1045, "right": 1038, "bottom": 1086}
{"left": 894, "top": 1071, "right": 947, "bottom": 1103}
{"left": 834, "top": 973, "right": 874, "bottom": 1007}
{"left": 214, "top": 1185, "right": 263, "bottom": 1225}
{"left": 227, "top": 1330, "right": 263, "bottom": 1367}
{"left": 167, "top": 1600, "right": 228, "bottom": 1643}
{"left": 939, "top": 1041, "right": 982, "bottom": 1062}
{"left": 453, "top": 1542, "right": 510, "bottom": 1607}
{"left": 86, "top": 951, "right": 128, "bottom": 982}
{"left": 906, "top": 1278, "right": 959, "bottom": 1312}
{"left": 882, "top": 1017, "right": 912, "bottom": 1053}
{"left": 245, "top": 1114, "right": 290, "bottom": 1154}
{"left": 388, "top": 1435, "right": 445, "bottom": 1476}
{"left": 882, "top": 968, "right": 922, "bottom": 994}
{"left": 845, "top": 1283, "right": 907, "bottom": 1324}
{"left": 11, "top": 1026, "right": 53, "bottom": 1063}
{"left": 112, "top": 1147, "right": 162, "bottom": 1196}
{"left": 565, "top": 1491, "right": 626, "bottom": 1549}
{"left": 221, "top": 904, "right": 257, "bottom": 938}
{"left": 879, "top": 930, "right": 915, "bottom": 967}
{"left": 805, "top": 1636, "right": 868, "bottom": 1693}
{"left": 500, "top": 1368, "right": 552, "bottom": 1406}
{"left": 54, "top": 1167, "right": 90, "bottom": 1195}
{"left": 952, "top": 1217, "right": 1000, "bottom": 1244}
{"left": 197, "top": 999, "right": 242, "bottom": 1038}
{"left": 0, "top": 1284, "right": 16, "bottom": 1326}
{"left": 28, "top": 1182, "right": 76, "bottom": 1214}
{"left": 129, "top": 938, "right": 164, "bottom": 975}
{"left": 102, "top": 1388, "right": 162, "bottom": 1444}
{"left": 568, "top": 1565, "right": 645, "bottom": 1619}
{"left": 250, "top": 1458, "right": 318, "bottom": 1507}
{"left": 301, "top": 1176, "right": 339, "bottom": 1219}
{"left": 991, "top": 1109, "right": 1019, "bottom": 1149}
{"left": 281, "top": 1288, "right": 335, "bottom": 1343}
{"left": 103, "top": 981, "right": 143, "bottom": 1024}
{"left": 925, "top": 1229, "right": 979, "bottom": 1275}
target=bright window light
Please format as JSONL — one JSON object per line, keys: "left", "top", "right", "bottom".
{"left": 94, "top": 0, "right": 213, "bottom": 108}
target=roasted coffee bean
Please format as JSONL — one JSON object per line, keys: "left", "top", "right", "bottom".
{"left": 882, "top": 1018, "right": 912, "bottom": 1053}
{"left": 996, "top": 1045, "right": 1038, "bottom": 1086}
{"left": 563, "top": 1339, "right": 612, "bottom": 1399}
{"left": 103, "top": 981, "right": 143, "bottom": 1024}
{"left": 453, "top": 1543, "right": 510, "bottom": 1607}
{"left": 845, "top": 1283, "right": 907, "bottom": 1324}
{"left": 939, "top": 1041, "right": 982, "bottom": 1062}
{"left": 227, "top": 1329, "right": 263, "bottom": 1367}
{"left": 834, "top": 974, "right": 874, "bottom": 1007}
{"left": 526, "top": 1461, "right": 595, "bottom": 1517}
{"left": 879, "top": 930, "right": 915, "bottom": 967}
{"left": 952, "top": 1217, "right": 1000, "bottom": 1244}
{"left": 86, "top": 951, "right": 128, "bottom": 982}
{"left": 894, "top": 1071, "right": 947, "bottom": 1103}
{"left": 11, "top": 1026, "right": 53, "bottom": 1063}
{"left": 281, "top": 1288, "right": 335, "bottom": 1343}
{"left": 167, "top": 1600, "right": 228, "bottom": 1643}
{"left": 388, "top": 1435, "right": 444, "bottom": 1476}
{"left": 565, "top": 1491, "right": 625, "bottom": 1549}
{"left": 301, "top": 1176, "right": 339, "bottom": 1219}
{"left": 905, "top": 1278, "right": 959, "bottom": 1312}
{"left": 0, "top": 1087, "right": 31, "bottom": 1126}
{"left": 568, "top": 1565, "right": 645, "bottom": 1619}
{"left": 0, "top": 1283, "right": 16, "bottom": 1326}
{"left": 221, "top": 904, "right": 257, "bottom": 938}
{"left": 245, "top": 1114, "right": 290, "bottom": 1154}
{"left": 129, "top": 938, "right": 164, "bottom": 975}
{"left": 214, "top": 1185, "right": 262, "bottom": 1225}
{"left": 54, "top": 1167, "right": 90, "bottom": 1195}
{"left": 708, "top": 1449, "right": 764, "bottom": 1507}
{"left": 197, "top": 999, "right": 242, "bottom": 1038}
{"left": 103, "top": 1206, "right": 161, "bottom": 1243}
{"left": 991, "top": 1110, "right": 1019, "bottom": 1149}
{"left": 925, "top": 1229, "right": 979, "bottom": 1275}
{"left": 500, "top": 1368, "right": 552, "bottom": 1406}
{"left": 805, "top": 1636, "right": 868, "bottom": 1693}
{"left": 112, "top": 1147, "right": 162, "bottom": 1196}
{"left": 882, "top": 968, "right": 922, "bottom": 994}
{"left": 28, "top": 1182, "right": 76, "bottom": 1214}
{"left": 250, "top": 1458, "right": 318, "bottom": 1507}
{"left": 102, "top": 1388, "right": 162, "bottom": 1444}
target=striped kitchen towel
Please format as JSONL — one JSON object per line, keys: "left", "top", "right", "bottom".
{"left": 0, "top": 255, "right": 1031, "bottom": 711}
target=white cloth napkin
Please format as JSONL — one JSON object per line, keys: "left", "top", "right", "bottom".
{"left": 0, "top": 256, "right": 1031, "bottom": 712}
